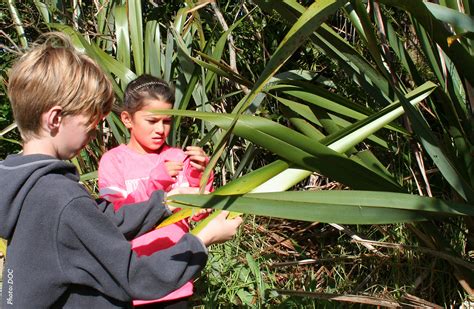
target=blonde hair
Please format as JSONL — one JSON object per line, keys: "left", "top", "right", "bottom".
{"left": 7, "top": 32, "right": 115, "bottom": 141}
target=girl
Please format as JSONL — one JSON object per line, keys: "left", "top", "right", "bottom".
{"left": 98, "top": 74, "right": 213, "bottom": 308}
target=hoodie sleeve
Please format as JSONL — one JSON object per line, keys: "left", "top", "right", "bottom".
{"left": 57, "top": 196, "right": 208, "bottom": 302}
{"left": 96, "top": 190, "right": 172, "bottom": 240}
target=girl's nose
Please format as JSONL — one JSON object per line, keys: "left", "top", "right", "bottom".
{"left": 155, "top": 121, "right": 164, "bottom": 133}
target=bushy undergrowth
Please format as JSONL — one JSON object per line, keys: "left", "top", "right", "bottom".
{"left": 192, "top": 215, "right": 471, "bottom": 308}
{"left": 1, "top": 1, "right": 473, "bottom": 307}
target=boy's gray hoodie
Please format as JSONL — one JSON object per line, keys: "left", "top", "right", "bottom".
{"left": 0, "top": 154, "right": 207, "bottom": 308}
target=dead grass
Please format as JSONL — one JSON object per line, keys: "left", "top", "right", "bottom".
{"left": 196, "top": 215, "right": 472, "bottom": 307}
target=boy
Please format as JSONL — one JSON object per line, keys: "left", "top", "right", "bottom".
{"left": 0, "top": 32, "right": 242, "bottom": 308}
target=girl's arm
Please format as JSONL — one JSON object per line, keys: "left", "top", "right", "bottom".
{"left": 98, "top": 152, "right": 175, "bottom": 210}
{"left": 183, "top": 146, "right": 214, "bottom": 192}
{"left": 182, "top": 147, "right": 214, "bottom": 221}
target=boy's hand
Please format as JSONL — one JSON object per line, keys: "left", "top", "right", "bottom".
{"left": 196, "top": 211, "right": 243, "bottom": 246}
{"left": 184, "top": 146, "right": 209, "bottom": 171}
{"left": 164, "top": 160, "right": 184, "bottom": 179}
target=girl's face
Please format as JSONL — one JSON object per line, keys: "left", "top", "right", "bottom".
{"left": 122, "top": 99, "right": 173, "bottom": 154}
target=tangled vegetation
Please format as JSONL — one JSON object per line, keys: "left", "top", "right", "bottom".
{"left": 1, "top": 0, "right": 473, "bottom": 307}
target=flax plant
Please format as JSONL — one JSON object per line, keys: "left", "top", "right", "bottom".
{"left": 3, "top": 0, "right": 473, "bottom": 304}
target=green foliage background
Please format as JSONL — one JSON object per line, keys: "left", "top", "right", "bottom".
{"left": 1, "top": 0, "right": 473, "bottom": 307}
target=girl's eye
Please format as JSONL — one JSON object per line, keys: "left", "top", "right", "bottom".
{"left": 145, "top": 117, "right": 171, "bottom": 124}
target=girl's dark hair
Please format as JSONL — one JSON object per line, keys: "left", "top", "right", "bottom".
{"left": 123, "top": 74, "right": 175, "bottom": 114}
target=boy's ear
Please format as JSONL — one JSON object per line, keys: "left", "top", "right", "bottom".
{"left": 43, "top": 106, "right": 63, "bottom": 132}
{"left": 121, "top": 111, "right": 133, "bottom": 129}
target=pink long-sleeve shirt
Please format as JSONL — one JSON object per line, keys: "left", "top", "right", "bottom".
{"left": 98, "top": 144, "right": 213, "bottom": 305}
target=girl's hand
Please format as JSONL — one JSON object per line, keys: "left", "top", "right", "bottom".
{"left": 167, "top": 187, "right": 207, "bottom": 196}
{"left": 164, "top": 160, "right": 183, "bottom": 178}
{"left": 184, "top": 146, "right": 209, "bottom": 171}
{"left": 166, "top": 187, "right": 208, "bottom": 212}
